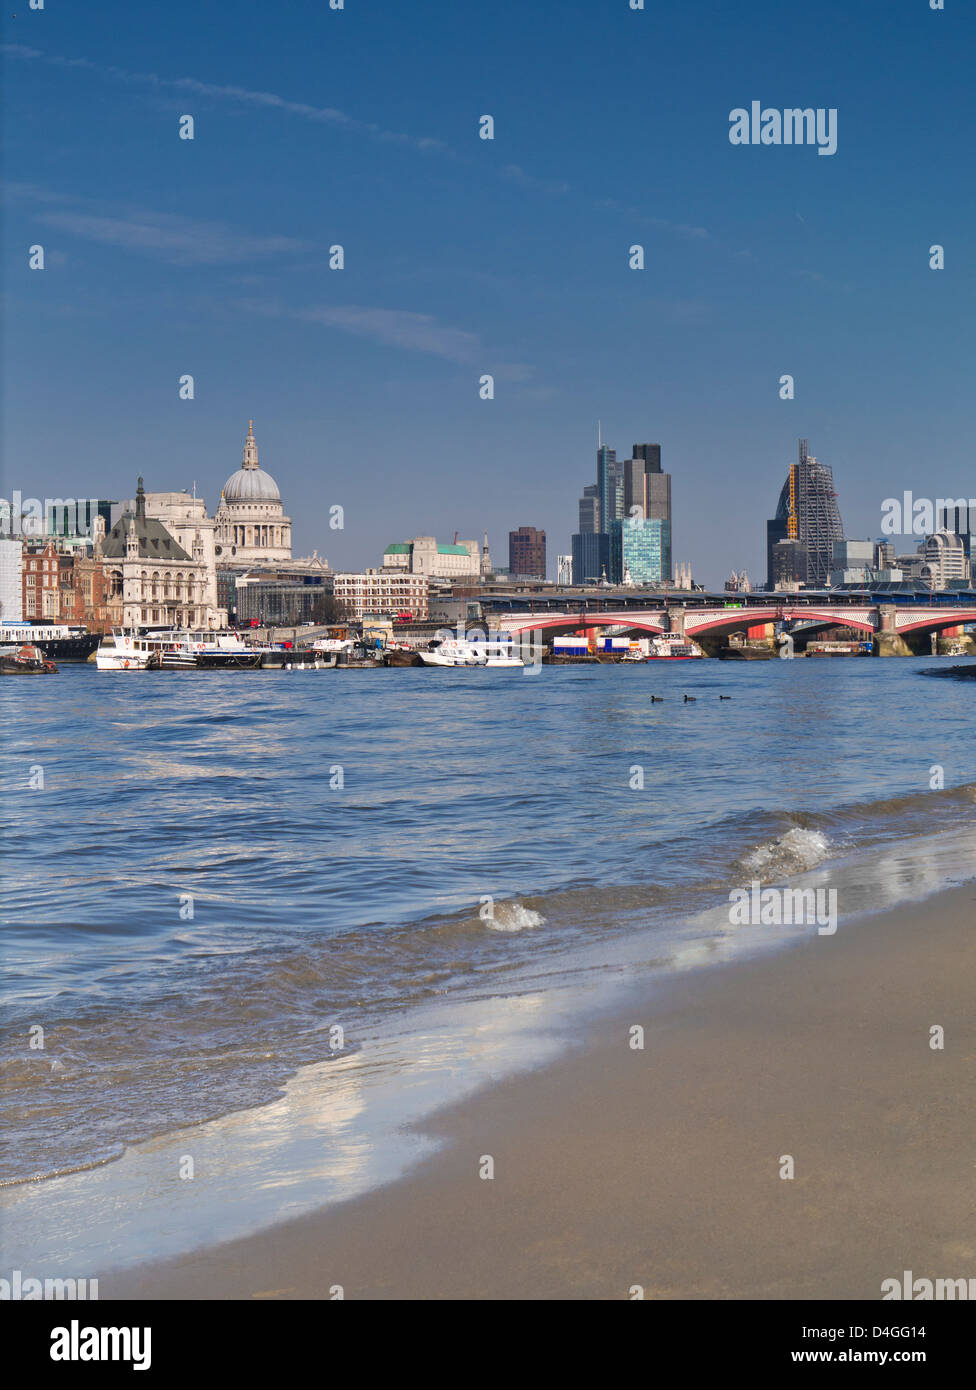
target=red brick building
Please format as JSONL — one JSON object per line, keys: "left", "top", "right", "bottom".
{"left": 69, "top": 555, "right": 112, "bottom": 631}
{"left": 508, "top": 526, "right": 547, "bottom": 580}
{"left": 22, "top": 542, "right": 60, "bottom": 621}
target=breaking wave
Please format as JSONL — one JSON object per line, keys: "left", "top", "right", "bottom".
{"left": 740, "top": 828, "right": 833, "bottom": 880}
{"left": 484, "top": 903, "right": 547, "bottom": 933}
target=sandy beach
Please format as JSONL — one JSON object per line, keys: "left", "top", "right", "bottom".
{"left": 108, "top": 881, "right": 976, "bottom": 1301}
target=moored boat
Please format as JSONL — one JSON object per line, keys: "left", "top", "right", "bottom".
{"left": 419, "top": 637, "right": 523, "bottom": 668}
{"left": 646, "top": 635, "right": 704, "bottom": 661}
{"left": 0, "top": 622, "right": 98, "bottom": 662}
{"left": 0, "top": 643, "right": 58, "bottom": 674}
{"left": 806, "top": 640, "right": 873, "bottom": 657}
{"left": 95, "top": 631, "right": 161, "bottom": 670}
{"left": 383, "top": 645, "right": 424, "bottom": 667}
{"left": 717, "top": 643, "right": 775, "bottom": 661}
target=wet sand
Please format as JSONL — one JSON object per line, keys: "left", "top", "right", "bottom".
{"left": 109, "top": 882, "right": 976, "bottom": 1300}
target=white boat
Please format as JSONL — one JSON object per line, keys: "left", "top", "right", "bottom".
{"left": 419, "top": 637, "right": 524, "bottom": 668}
{"left": 646, "top": 635, "right": 704, "bottom": 661}
{"left": 95, "top": 630, "right": 163, "bottom": 670}
{"left": 166, "top": 629, "right": 269, "bottom": 668}
{"left": 311, "top": 637, "right": 356, "bottom": 654}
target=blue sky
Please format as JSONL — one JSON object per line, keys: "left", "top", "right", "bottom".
{"left": 3, "top": 0, "right": 973, "bottom": 584}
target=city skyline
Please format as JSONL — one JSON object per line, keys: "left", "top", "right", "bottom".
{"left": 3, "top": 416, "right": 971, "bottom": 590}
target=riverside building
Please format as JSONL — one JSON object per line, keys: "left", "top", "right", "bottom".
{"left": 333, "top": 569, "right": 429, "bottom": 621}
{"left": 99, "top": 479, "right": 226, "bottom": 629}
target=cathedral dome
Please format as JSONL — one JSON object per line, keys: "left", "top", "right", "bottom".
{"left": 220, "top": 421, "right": 281, "bottom": 504}
{"left": 222, "top": 466, "right": 280, "bottom": 502}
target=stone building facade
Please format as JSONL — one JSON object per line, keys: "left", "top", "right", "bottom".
{"left": 99, "top": 479, "right": 226, "bottom": 629}
{"left": 214, "top": 422, "right": 292, "bottom": 564}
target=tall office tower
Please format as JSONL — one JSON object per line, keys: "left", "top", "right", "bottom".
{"left": 622, "top": 444, "right": 671, "bottom": 580}
{"left": 578, "top": 484, "right": 600, "bottom": 534}
{"left": 771, "top": 537, "right": 808, "bottom": 588}
{"left": 576, "top": 435, "right": 671, "bottom": 584}
{"left": 765, "top": 505, "right": 790, "bottom": 589}
{"left": 623, "top": 459, "right": 646, "bottom": 518}
{"left": 509, "top": 526, "right": 547, "bottom": 579}
{"left": 611, "top": 459, "right": 625, "bottom": 523}
{"left": 597, "top": 444, "right": 621, "bottom": 530}
{"left": 571, "top": 532, "right": 610, "bottom": 585}
{"left": 766, "top": 439, "right": 844, "bottom": 589}
{"left": 632, "top": 443, "right": 662, "bottom": 474}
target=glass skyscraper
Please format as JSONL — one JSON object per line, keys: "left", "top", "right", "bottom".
{"left": 609, "top": 517, "right": 670, "bottom": 586}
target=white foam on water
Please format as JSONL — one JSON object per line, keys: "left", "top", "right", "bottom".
{"left": 485, "top": 903, "right": 546, "bottom": 933}
{"left": 741, "top": 827, "right": 832, "bottom": 880}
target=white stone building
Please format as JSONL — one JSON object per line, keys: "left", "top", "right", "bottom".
{"left": 127, "top": 490, "right": 221, "bottom": 615}
{"left": 0, "top": 538, "right": 23, "bottom": 621}
{"left": 922, "top": 530, "right": 970, "bottom": 589}
{"left": 382, "top": 536, "right": 480, "bottom": 579}
{"left": 99, "top": 479, "right": 226, "bottom": 629}
{"left": 215, "top": 422, "right": 292, "bottom": 565}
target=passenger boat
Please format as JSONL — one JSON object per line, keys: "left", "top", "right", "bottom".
{"left": 97, "top": 627, "right": 277, "bottom": 670}
{"left": 0, "top": 622, "right": 98, "bottom": 662}
{"left": 419, "top": 637, "right": 524, "bottom": 668}
{"left": 166, "top": 630, "right": 266, "bottom": 669}
{"left": 805, "top": 640, "right": 873, "bottom": 657}
{"left": 95, "top": 631, "right": 163, "bottom": 670}
{"left": 0, "top": 643, "right": 58, "bottom": 675}
{"left": 646, "top": 635, "right": 704, "bottom": 661}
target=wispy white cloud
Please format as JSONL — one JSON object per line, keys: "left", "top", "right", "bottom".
{"left": 239, "top": 298, "right": 533, "bottom": 379}
{"left": 36, "top": 209, "right": 308, "bottom": 265}
{"left": 4, "top": 184, "right": 309, "bottom": 265}
{"left": 241, "top": 299, "right": 480, "bottom": 362}
{"left": 500, "top": 164, "right": 569, "bottom": 197}
{"left": 299, "top": 304, "right": 480, "bottom": 361}
{"left": 594, "top": 196, "right": 711, "bottom": 242}
{"left": 1, "top": 43, "right": 452, "bottom": 155}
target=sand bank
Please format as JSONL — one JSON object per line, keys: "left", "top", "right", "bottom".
{"left": 110, "top": 882, "right": 976, "bottom": 1300}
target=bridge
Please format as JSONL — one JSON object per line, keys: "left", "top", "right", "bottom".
{"left": 490, "top": 603, "right": 976, "bottom": 650}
